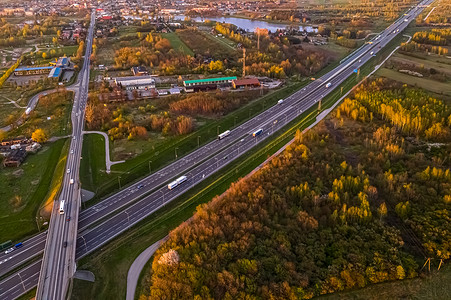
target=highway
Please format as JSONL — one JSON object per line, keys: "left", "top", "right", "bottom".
{"left": 0, "top": 1, "right": 432, "bottom": 298}
{"left": 35, "top": 10, "right": 96, "bottom": 300}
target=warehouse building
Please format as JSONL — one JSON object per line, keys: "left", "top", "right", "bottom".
{"left": 232, "top": 78, "right": 260, "bottom": 89}
{"left": 14, "top": 66, "right": 54, "bottom": 76}
{"left": 183, "top": 76, "right": 237, "bottom": 88}
{"left": 48, "top": 67, "right": 62, "bottom": 79}
{"left": 115, "top": 75, "right": 156, "bottom": 90}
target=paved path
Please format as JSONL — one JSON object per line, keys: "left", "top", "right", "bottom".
{"left": 126, "top": 238, "right": 167, "bottom": 300}
{"left": 83, "top": 131, "right": 125, "bottom": 173}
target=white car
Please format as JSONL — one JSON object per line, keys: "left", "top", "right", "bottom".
{"left": 67, "top": 168, "right": 70, "bottom": 174}
{"left": 70, "top": 149, "right": 74, "bottom": 154}
{"left": 4, "top": 247, "right": 14, "bottom": 254}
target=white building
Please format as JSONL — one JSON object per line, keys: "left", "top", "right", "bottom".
{"left": 115, "top": 75, "right": 156, "bottom": 90}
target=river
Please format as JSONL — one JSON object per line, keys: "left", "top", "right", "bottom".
{"left": 173, "top": 15, "right": 317, "bottom": 33}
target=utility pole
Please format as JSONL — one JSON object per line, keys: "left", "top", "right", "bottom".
{"left": 242, "top": 48, "right": 246, "bottom": 78}
{"left": 318, "top": 99, "right": 322, "bottom": 111}
{"left": 257, "top": 27, "right": 260, "bottom": 52}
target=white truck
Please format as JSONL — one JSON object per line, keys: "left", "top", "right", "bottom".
{"left": 218, "top": 130, "right": 231, "bottom": 140}
{"left": 168, "top": 175, "right": 188, "bottom": 190}
{"left": 59, "top": 200, "right": 65, "bottom": 215}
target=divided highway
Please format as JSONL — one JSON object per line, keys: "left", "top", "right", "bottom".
{"left": 35, "top": 11, "right": 96, "bottom": 300}
{"left": 0, "top": 1, "right": 432, "bottom": 299}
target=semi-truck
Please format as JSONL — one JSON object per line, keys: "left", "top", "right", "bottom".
{"left": 218, "top": 130, "right": 231, "bottom": 140}
{"left": 168, "top": 175, "right": 188, "bottom": 190}
{"left": 252, "top": 129, "right": 263, "bottom": 137}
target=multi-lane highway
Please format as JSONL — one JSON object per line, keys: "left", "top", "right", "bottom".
{"left": 0, "top": 1, "right": 432, "bottom": 299}
{"left": 35, "top": 11, "right": 96, "bottom": 300}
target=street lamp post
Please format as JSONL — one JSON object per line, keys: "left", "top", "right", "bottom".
{"left": 160, "top": 190, "right": 165, "bottom": 204}
{"left": 124, "top": 211, "right": 130, "bottom": 228}
{"left": 118, "top": 176, "right": 121, "bottom": 189}
{"left": 81, "top": 236, "right": 88, "bottom": 251}
{"left": 234, "top": 116, "right": 238, "bottom": 127}
{"left": 175, "top": 147, "right": 178, "bottom": 160}
{"left": 148, "top": 161, "right": 152, "bottom": 173}
{"left": 197, "top": 136, "right": 200, "bottom": 147}
{"left": 36, "top": 217, "right": 41, "bottom": 232}
{"left": 217, "top": 125, "right": 221, "bottom": 135}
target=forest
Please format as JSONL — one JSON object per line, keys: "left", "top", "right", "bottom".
{"left": 400, "top": 27, "right": 450, "bottom": 56}
{"left": 143, "top": 78, "right": 450, "bottom": 299}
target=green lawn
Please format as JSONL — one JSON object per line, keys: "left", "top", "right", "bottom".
{"left": 79, "top": 133, "right": 107, "bottom": 193}
{"left": 203, "top": 31, "right": 237, "bottom": 50}
{"left": 162, "top": 32, "right": 194, "bottom": 56}
{"left": 376, "top": 67, "right": 451, "bottom": 96}
{"left": 393, "top": 53, "right": 451, "bottom": 75}
{"left": 0, "top": 138, "right": 68, "bottom": 242}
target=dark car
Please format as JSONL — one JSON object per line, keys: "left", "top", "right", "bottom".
{"left": 63, "top": 242, "right": 67, "bottom": 248}
{"left": 137, "top": 184, "right": 144, "bottom": 189}
{"left": 66, "top": 216, "right": 71, "bottom": 222}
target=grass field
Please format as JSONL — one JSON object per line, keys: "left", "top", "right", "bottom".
{"left": 176, "top": 29, "right": 238, "bottom": 62}
{"left": 161, "top": 32, "right": 194, "bottom": 56}
{"left": 0, "top": 138, "right": 67, "bottom": 242}
{"left": 393, "top": 53, "right": 451, "bottom": 75}
{"left": 79, "top": 133, "right": 107, "bottom": 193}
{"left": 203, "top": 31, "right": 237, "bottom": 50}
{"left": 376, "top": 67, "right": 451, "bottom": 96}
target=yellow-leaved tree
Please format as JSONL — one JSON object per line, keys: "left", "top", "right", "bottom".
{"left": 32, "top": 128, "right": 48, "bottom": 143}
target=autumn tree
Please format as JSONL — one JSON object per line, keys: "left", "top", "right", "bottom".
{"left": 32, "top": 128, "right": 48, "bottom": 143}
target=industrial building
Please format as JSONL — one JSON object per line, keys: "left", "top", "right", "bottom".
{"left": 183, "top": 76, "right": 237, "bottom": 87}
{"left": 14, "top": 66, "right": 54, "bottom": 76}
{"left": 48, "top": 67, "right": 63, "bottom": 79}
{"left": 232, "top": 78, "right": 261, "bottom": 89}
{"left": 115, "top": 75, "right": 156, "bottom": 90}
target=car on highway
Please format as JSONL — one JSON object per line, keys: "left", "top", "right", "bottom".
{"left": 137, "top": 184, "right": 144, "bottom": 189}
{"left": 4, "top": 247, "right": 15, "bottom": 254}
{"left": 63, "top": 242, "right": 67, "bottom": 248}
{"left": 70, "top": 179, "right": 74, "bottom": 184}
{"left": 278, "top": 99, "right": 284, "bottom": 104}
{"left": 70, "top": 149, "right": 74, "bottom": 154}
{"left": 66, "top": 216, "right": 71, "bottom": 222}
{"left": 15, "top": 242, "right": 23, "bottom": 249}
{"left": 67, "top": 168, "right": 70, "bottom": 174}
